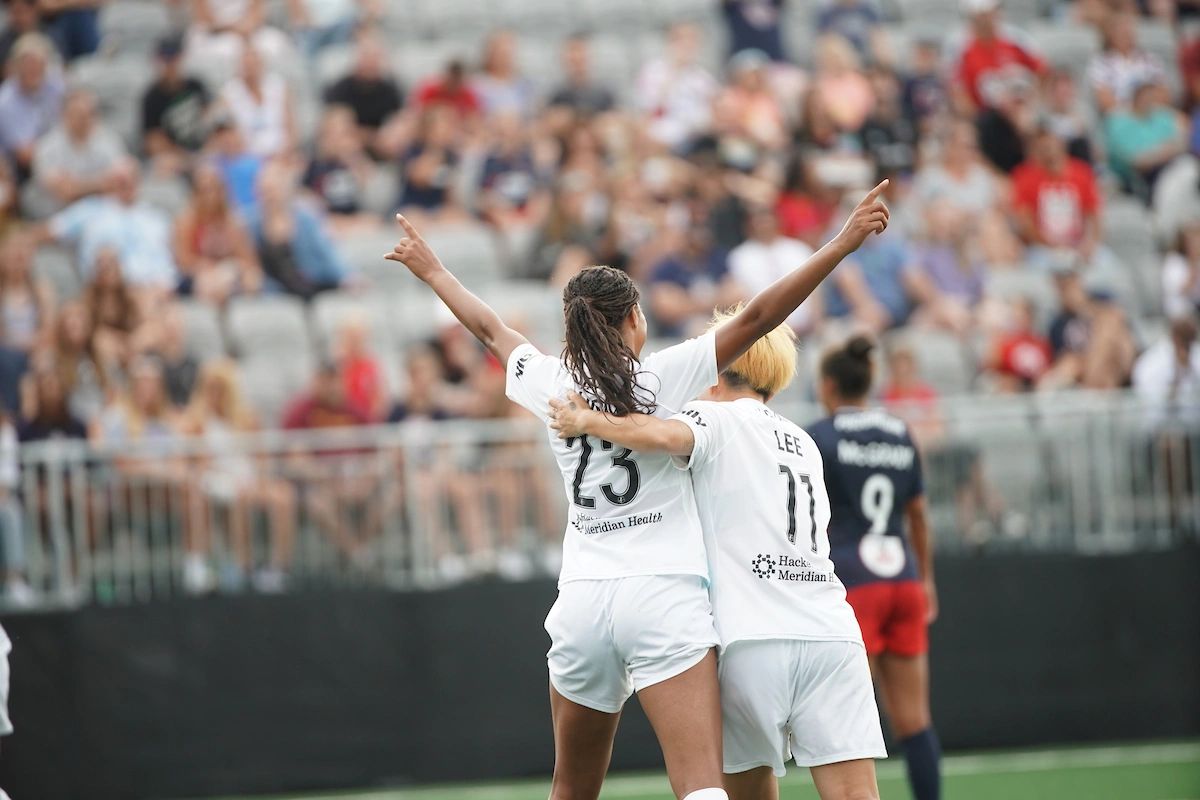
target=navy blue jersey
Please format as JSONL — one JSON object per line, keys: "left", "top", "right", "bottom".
{"left": 806, "top": 408, "right": 924, "bottom": 589}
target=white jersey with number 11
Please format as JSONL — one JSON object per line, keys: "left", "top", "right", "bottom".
{"left": 672, "top": 398, "right": 863, "bottom": 648}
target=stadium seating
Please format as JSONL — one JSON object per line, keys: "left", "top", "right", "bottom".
{"left": 887, "top": 329, "right": 978, "bottom": 396}
{"left": 99, "top": 1, "right": 174, "bottom": 55}
{"left": 33, "top": 245, "right": 81, "bottom": 302}
{"left": 1028, "top": 23, "right": 1102, "bottom": 77}
{"left": 420, "top": 223, "right": 505, "bottom": 285}
{"left": 177, "top": 301, "right": 227, "bottom": 361}
{"left": 68, "top": 54, "right": 153, "bottom": 150}
{"left": 238, "top": 351, "right": 316, "bottom": 425}
{"left": 309, "top": 290, "right": 394, "bottom": 358}
{"left": 226, "top": 295, "right": 313, "bottom": 360}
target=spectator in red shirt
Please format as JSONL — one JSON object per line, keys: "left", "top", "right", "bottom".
{"left": 1180, "top": 32, "right": 1200, "bottom": 109}
{"left": 987, "top": 295, "right": 1052, "bottom": 392}
{"left": 413, "top": 60, "right": 481, "bottom": 119}
{"left": 335, "top": 315, "right": 386, "bottom": 421}
{"left": 951, "top": 0, "right": 1047, "bottom": 112}
{"left": 282, "top": 362, "right": 371, "bottom": 430}
{"left": 1011, "top": 125, "right": 1118, "bottom": 280}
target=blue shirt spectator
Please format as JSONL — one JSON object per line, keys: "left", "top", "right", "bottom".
{"left": 648, "top": 229, "right": 734, "bottom": 337}
{"left": 0, "top": 35, "right": 65, "bottom": 173}
{"left": 44, "top": 160, "right": 178, "bottom": 289}
{"left": 826, "top": 233, "right": 915, "bottom": 327}
{"left": 244, "top": 164, "right": 349, "bottom": 300}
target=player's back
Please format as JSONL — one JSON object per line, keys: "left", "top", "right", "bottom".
{"left": 806, "top": 407, "right": 923, "bottom": 589}
{"left": 675, "top": 398, "right": 861, "bottom": 648}
{"left": 506, "top": 335, "right": 718, "bottom": 585}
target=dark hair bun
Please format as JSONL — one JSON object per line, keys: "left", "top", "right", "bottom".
{"left": 845, "top": 335, "right": 875, "bottom": 363}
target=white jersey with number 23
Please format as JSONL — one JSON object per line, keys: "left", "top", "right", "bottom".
{"left": 506, "top": 334, "right": 718, "bottom": 586}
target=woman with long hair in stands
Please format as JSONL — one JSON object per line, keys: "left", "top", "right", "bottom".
{"left": 384, "top": 181, "right": 890, "bottom": 800}
{"left": 806, "top": 336, "right": 941, "bottom": 800}
{"left": 181, "top": 359, "right": 296, "bottom": 593}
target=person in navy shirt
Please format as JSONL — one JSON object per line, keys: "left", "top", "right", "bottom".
{"left": 806, "top": 334, "right": 941, "bottom": 800}
{"left": 647, "top": 226, "right": 737, "bottom": 337}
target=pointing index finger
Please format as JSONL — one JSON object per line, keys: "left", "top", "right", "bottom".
{"left": 860, "top": 179, "right": 890, "bottom": 207}
{"left": 395, "top": 213, "right": 423, "bottom": 240}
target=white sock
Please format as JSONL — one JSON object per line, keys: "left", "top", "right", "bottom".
{"left": 682, "top": 790, "right": 729, "bottom": 800}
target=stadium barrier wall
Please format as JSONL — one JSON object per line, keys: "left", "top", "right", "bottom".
{"left": 11, "top": 389, "right": 1200, "bottom": 609}
{"left": 1, "top": 547, "right": 1198, "bottom": 800}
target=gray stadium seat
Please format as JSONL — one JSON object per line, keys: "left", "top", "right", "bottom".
{"left": 1151, "top": 155, "right": 1200, "bottom": 245}
{"left": 894, "top": 0, "right": 961, "bottom": 22}
{"left": 395, "top": 39, "right": 475, "bottom": 85}
{"left": 1137, "top": 22, "right": 1178, "bottom": 69}
{"left": 315, "top": 44, "right": 356, "bottom": 90}
{"left": 175, "top": 301, "right": 226, "bottom": 360}
{"left": 985, "top": 268, "right": 1056, "bottom": 326}
{"left": 68, "top": 55, "right": 153, "bottom": 149}
{"left": 138, "top": 176, "right": 190, "bottom": 219}
{"left": 33, "top": 245, "right": 80, "bottom": 301}
{"left": 886, "top": 329, "right": 976, "bottom": 396}
{"left": 1028, "top": 24, "right": 1101, "bottom": 77}
{"left": 334, "top": 227, "right": 409, "bottom": 290}
{"left": 480, "top": 281, "right": 565, "bottom": 351}
{"left": 226, "top": 295, "right": 313, "bottom": 359}
{"left": 100, "top": 1, "right": 175, "bottom": 54}
{"left": 494, "top": 0, "right": 577, "bottom": 33}
{"left": 421, "top": 224, "right": 504, "bottom": 285}
{"left": 309, "top": 291, "right": 394, "bottom": 358}
{"left": 384, "top": 285, "right": 448, "bottom": 347}
{"left": 238, "top": 352, "right": 315, "bottom": 427}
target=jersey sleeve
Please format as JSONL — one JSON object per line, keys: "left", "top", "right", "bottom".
{"left": 505, "top": 343, "right": 562, "bottom": 423}
{"left": 641, "top": 331, "right": 718, "bottom": 416}
{"left": 669, "top": 401, "right": 720, "bottom": 472}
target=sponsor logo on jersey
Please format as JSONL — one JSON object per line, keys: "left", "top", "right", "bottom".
{"left": 681, "top": 409, "right": 707, "bottom": 427}
{"left": 752, "top": 554, "right": 777, "bottom": 579}
{"left": 752, "top": 553, "right": 833, "bottom": 583}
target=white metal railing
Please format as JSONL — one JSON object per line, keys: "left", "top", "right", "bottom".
{"left": 6, "top": 391, "right": 1199, "bottom": 610}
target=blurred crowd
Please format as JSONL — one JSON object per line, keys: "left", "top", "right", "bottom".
{"left": 3, "top": 0, "right": 1200, "bottom": 599}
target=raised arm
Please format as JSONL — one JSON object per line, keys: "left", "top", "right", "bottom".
{"left": 385, "top": 214, "right": 528, "bottom": 364}
{"left": 548, "top": 393, "right": 695, "bottom": 457}
{"left": 713, "top": 180, "right": 891, "bottom": 370}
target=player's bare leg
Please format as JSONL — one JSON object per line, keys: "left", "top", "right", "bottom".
{"left": 810, "top": 758, "right": 880, "bottom": 800}
{"left": 636, "top": 650, "right": 725, "bottom": 799}
{"left": 723, "top": 765, "right": 777, "bottom": 800}
{"left": 870, "top": 654, "right": 940, "bottom": 800}
{"left": 548, "top": 684, "right": 622, "bottom": 800}
{"left": 870, "top": 653, "right": 931, "bottom": 738}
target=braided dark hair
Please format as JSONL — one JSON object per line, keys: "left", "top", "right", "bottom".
{"left": 820, "top": 335, "right": 875, "bottom": 401}
{"left": 561, "top": 266, "right": 653, "bottom": 417}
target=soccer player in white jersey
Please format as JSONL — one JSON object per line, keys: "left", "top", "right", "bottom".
{"left": 383, "top": 183, "right": 889, "bottom": 800}
{"left": 547, "top": 314, "right": 885, "bottom": 800}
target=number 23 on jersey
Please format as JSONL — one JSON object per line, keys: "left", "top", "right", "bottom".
{"left": 567, "top": 436, "right": 642, "bottom": 508}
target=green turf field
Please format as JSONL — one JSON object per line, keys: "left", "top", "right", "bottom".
{"left": 222, "top": 741, "right": 1200, "bottom": 800}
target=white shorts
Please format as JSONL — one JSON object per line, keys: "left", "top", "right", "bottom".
{"left": 720, "top": 639, "right": 886, "bottom": 776}
{"left": 545, "top": 574, "right": 719, "bottom": 713}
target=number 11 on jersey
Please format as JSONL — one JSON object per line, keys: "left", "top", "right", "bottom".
{"left": 778, "top": 464, "right": 817, "bottom": 553}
